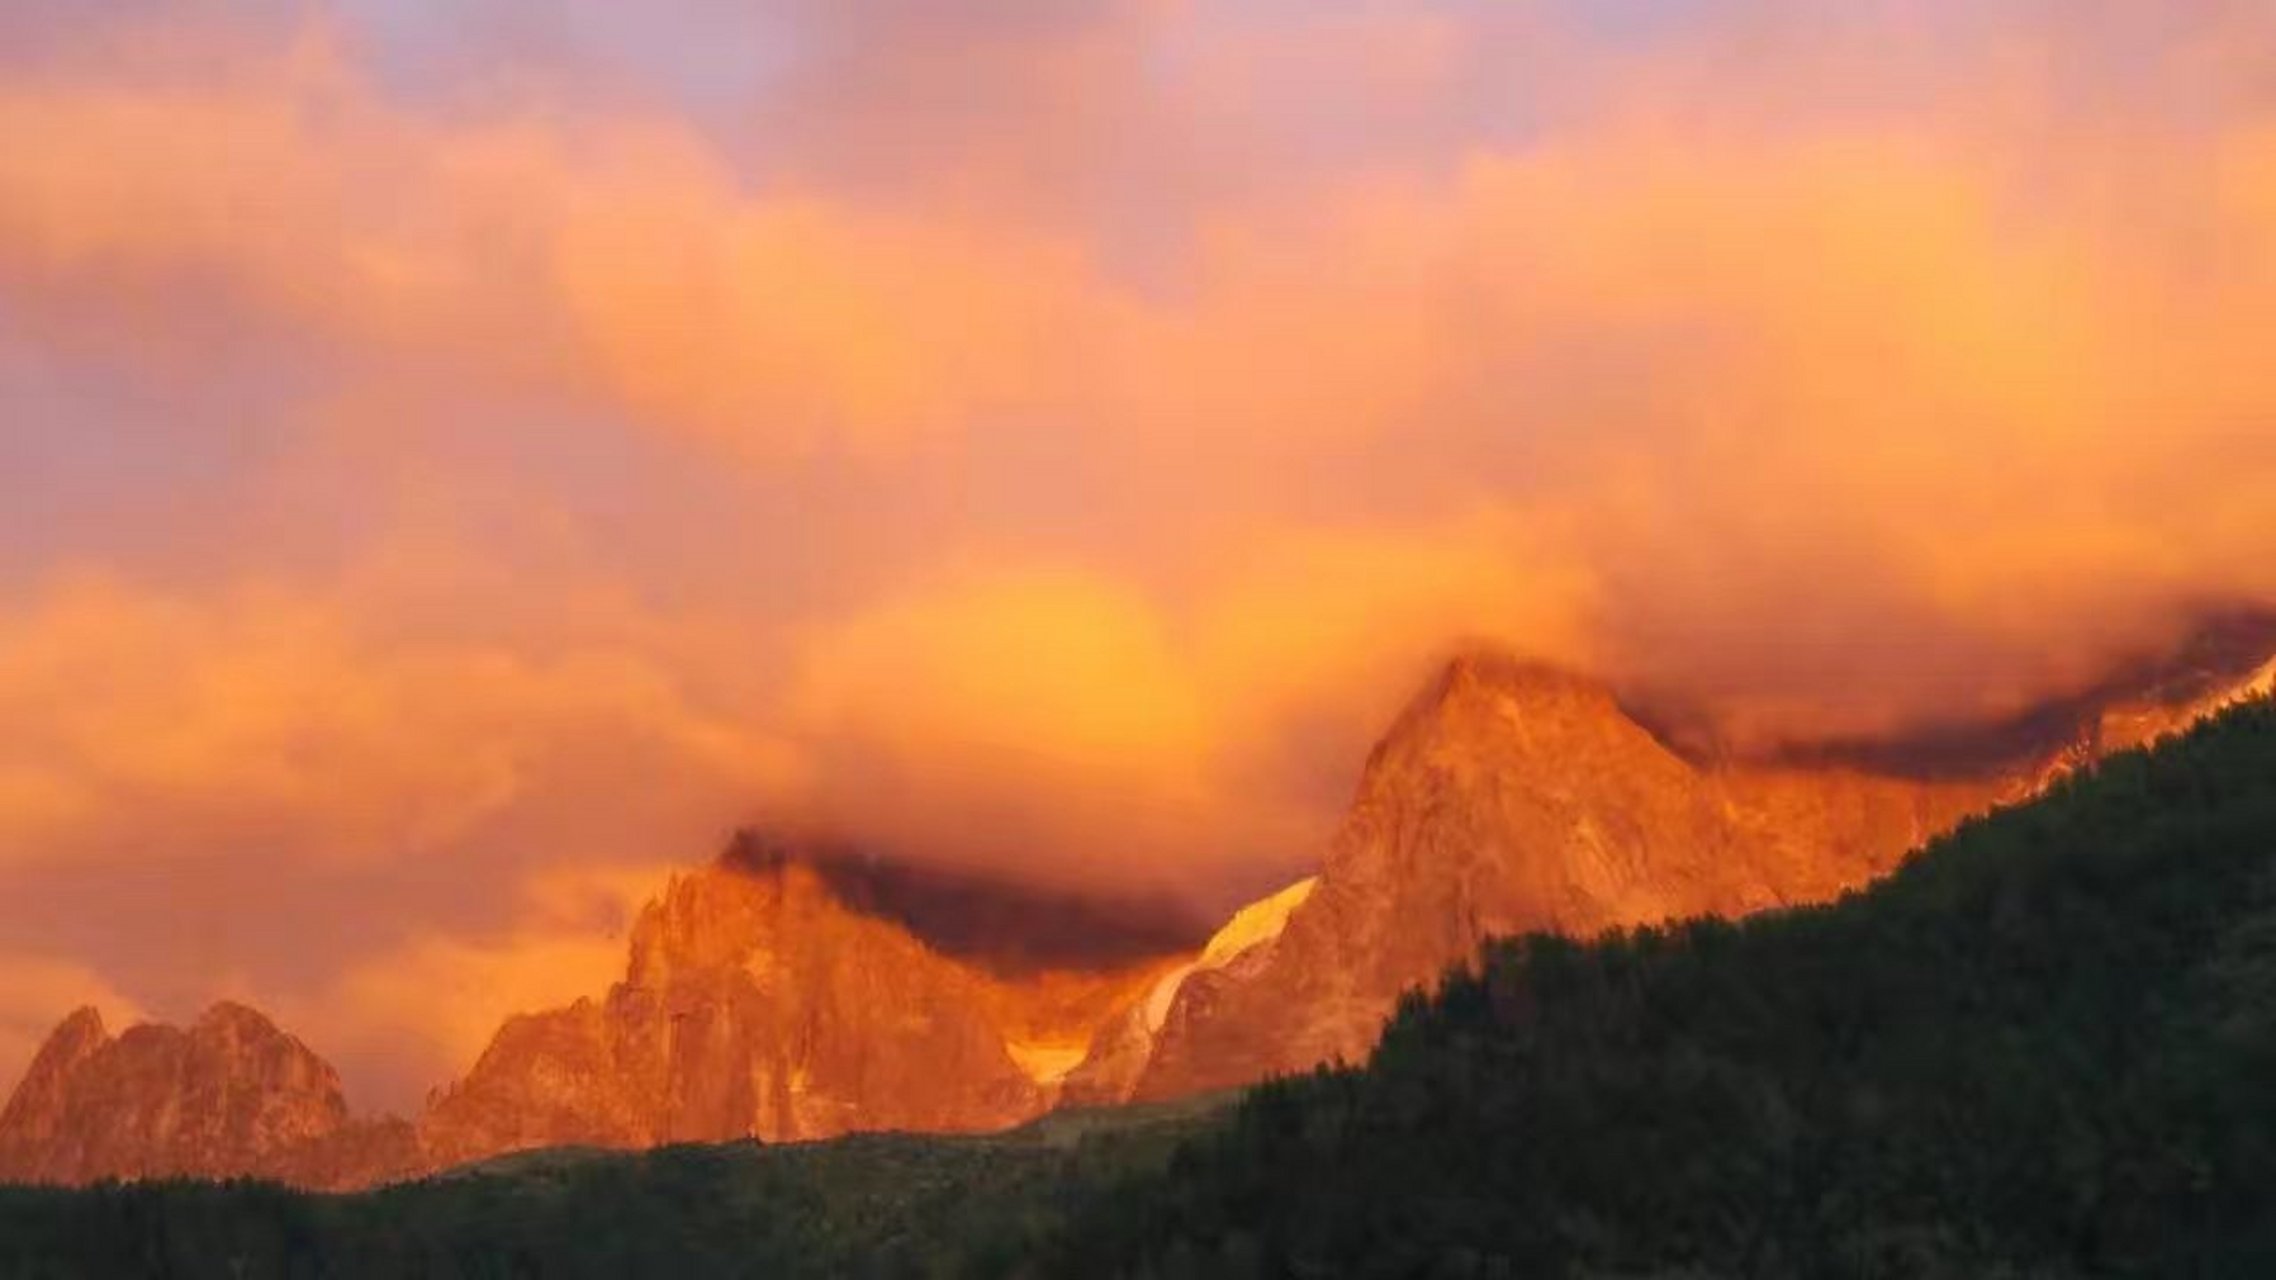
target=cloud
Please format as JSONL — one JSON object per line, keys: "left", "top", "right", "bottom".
{"left": 0, "top": 19, "right": 1112, "bottom": 462}
{"left": 784, "top": 566, "right": 1229, "bottom": 892}
{"left": 0, "top": 572, "right": 800, "bottom": 871}
{"left": 777, "top": 518, "right": 1597, "bottom": 891}
{"left": 272, "top": 862, "right": 662, "bottom": 1110}
{"left": 0, "top": 0, "right": 2273, "bottom": 1105}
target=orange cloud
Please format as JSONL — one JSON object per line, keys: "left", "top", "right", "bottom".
{"left": 777, "top": 520, "right": 1595, "bottom": 890}
{"left": 786, "top": 567, "right": 1226, "bottom": 890}
{"left": 0, "top": 573, "right": 801, "bottom": 870}
{"left": 271, "top": 862, "right": 665, "bottom": 1109}
{"left": 0, "top": 1, "right": 2273, "bottom": 1108}
{"left": 553, "top": 178, "right": 1111, "bottom": 459}
{"left": 0, "top": 25, "right": 1113, "bottom": 461}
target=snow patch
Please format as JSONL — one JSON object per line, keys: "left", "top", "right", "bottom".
{"left": 1143, "top": 877, "right": 1318, "bottom": 1033}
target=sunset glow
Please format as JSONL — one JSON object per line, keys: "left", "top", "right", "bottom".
{"left": 3, "top": 1, "right": 2274, "bottom": 1113}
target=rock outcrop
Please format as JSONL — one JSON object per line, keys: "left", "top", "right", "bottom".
{"left": 1, "top": 844, "right": 1178, "bottom": 1187}
{"left": 0, "top": 1002, "right": 416, "bottom": 1189}
{"left": 417, "top": 836, "right": 1172, "bottom": 1166}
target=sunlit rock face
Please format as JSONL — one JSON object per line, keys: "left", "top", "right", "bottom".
{"left": 5, "top": 639, "right": 2268, "bottom": 1187}
{"left": 0, "top": 842, "right": 1178, "bottom": 1187}
{"left": 1109, "top": 648, "right": 2267, "bottom": 1101}
{"left": 0, "top": 1002, "right": 416, "bottom": 1189}
{"left": 416, "top": 838, "right": 1171, "bottom": 1167}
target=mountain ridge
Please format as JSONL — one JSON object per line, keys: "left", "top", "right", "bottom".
{"left": 0, "top": 1000, "right": 419, "bottom": 1190}
{"left": 1049, "top": 691, "right": 2276, "bottom": 1275}
{"left": 1098, "top": 641, "right": 2276, "bottom": 1100}
{"left": 6, "top": 633, "right": 2274, "bottom": 1188}
{"left": 11, "top": 696, "right": 2276, "bottom": 1274}
{"left": 413, "top": 842, "right": 1179, "bottom": 1168}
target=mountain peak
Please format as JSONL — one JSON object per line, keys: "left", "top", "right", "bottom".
{"left": 423, "top": 831, "right": 1193, "bottom": 1164}
{"left": 47, "top": 1006, "right": 108, "bottom": 1050}
{"left": 1364, "top": 650, "right": 1670, "bottom": 794}
{"left": 6, "top": 1006, "right": 112, "bottom": 1103}
{"left": 0, "top": 1001, "right": 360, "bottom": 1187}
{"left": 0, "top": 1006, "right": 111, "bottom": 1122}
{"left": 1369, "top": 649, "right": 1629, "bottom": 763}
{"left": 1120, "top": 650, "right": 2000, "bottom": 1101}
{"left": 1430, "top": 648, "right": 1612, "bottom": 706}
{"left": 193, "top": 1000, "right": 283, "bottom": 1037}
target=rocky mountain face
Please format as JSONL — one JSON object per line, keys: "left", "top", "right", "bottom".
{"left": 1098, "top": 649, "right": 2276, "bottom": 1100}
{"left": 418, "top": 837, "right": 1172, "bottom": 1167}
{"left": 0, "top": 844, "right": 1175, "bottom": 1188}
{"left": 5, "top": 640, "right": 2269, "bottom": 1188}
{"left": 0, "top": 1003, "right": 416, "bottom": 1189}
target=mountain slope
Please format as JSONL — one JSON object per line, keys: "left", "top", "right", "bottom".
{"left": 6, "top": 699, "right": 2275, "bottom": 1276}
{"left": 1055, "top": 695, "right": 2276, "bottom": 1277}
{"left": 0, "top": 842, "right": 1179, "bottom": 1189}
{"left": 1117, "top": 655, "right": 2006, "bottom": 1099}
{"left": 418, "top": 836, "right": 1173, "bottom": 1167}
{"left": 5, "top": 641, "right": 2267, "bottom": 1189}
{"left": 1109, "top": 649, "right": 2275, "bottom": 1100}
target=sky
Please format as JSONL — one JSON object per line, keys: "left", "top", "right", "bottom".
{"left": 2, "top": 0, "right": 2274, "bottom": 1111}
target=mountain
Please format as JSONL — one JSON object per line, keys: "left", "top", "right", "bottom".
{"left": 1095, "top": 646, "right": 2276, "bottom": 1100}
{"left": 0, "top": 1003, "right": 416, "bottom": 1190}
{"left": 416, "top": 834, "right": 1177, "bottom": 1168}
{"left": 0, "top": 842, "right": 1181, "bottom": 1188}
{"left": 5, "top": 635, "right": 2269, "bottom": 1190}
{"left": 9, "top": 696, "right": 2276, "bottom": 1276}
{"left": 1048, "top": 694, "right": 2276, "bottom": 1277}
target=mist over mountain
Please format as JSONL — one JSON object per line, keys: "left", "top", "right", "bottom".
{"left": 724, "top": 832, "right": 1211, "bottom": 977}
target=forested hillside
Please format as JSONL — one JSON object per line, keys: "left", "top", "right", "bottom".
{"left": 1057, "top": 698, "right": 2276, "bottom": 1277}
